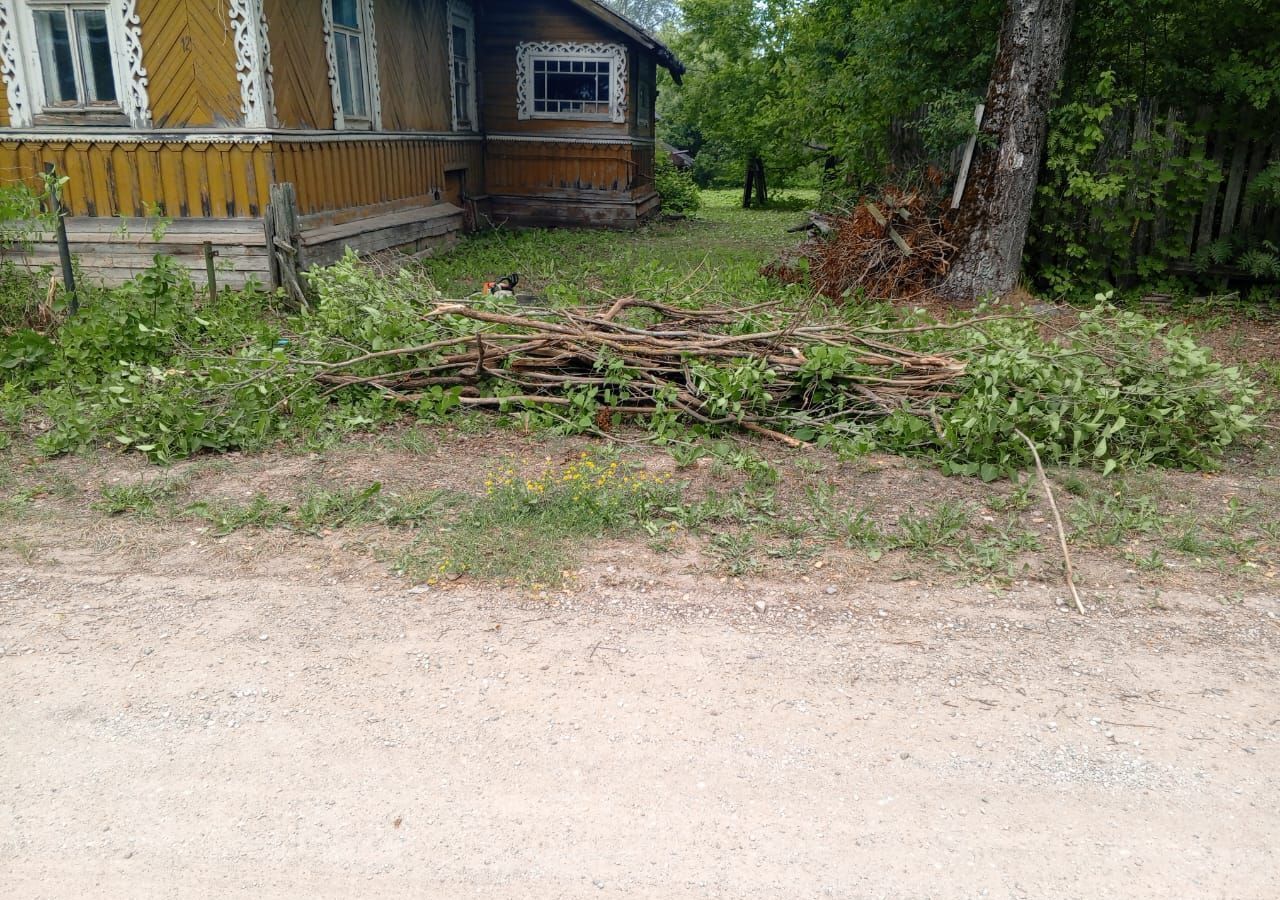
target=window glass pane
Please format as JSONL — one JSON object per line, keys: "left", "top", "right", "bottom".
{"left": 35, "top": 9, "right": 79, "bottom": 105}
{"left": 335, "top": 34, "right": 353, "bottom": 113}
{"left": 75, "top": 9, "right": 116, "bottom": 104}
{"left": 545, "top": 71, "right": 602, "bottom": 102}
{"left": 333, "top": 0, "right": 359, "bottom": 29}
{"left": 348, "top": 34, "right": 367, "bottom": 118}
{"left": 531, "top": 56, "right": 613, "bottom": 116}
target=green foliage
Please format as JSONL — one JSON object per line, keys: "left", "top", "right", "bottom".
{"left": 0, "top": 179, "right": 48, "bottom": 246}
{"left": 906, "top": 305, "right": 1259, "bottom": 478}
{"left": 660, "top": 0, "right": 1278, "bottom": 289}
{"left": 188, "top": 493, "right": 291, "bottom": 535}
{"left": 1030, "top": 73, "right": 1222, "bottom": 294}
{"left": 1194, "top": 237, "right": 1280, "bottom": 281}
{"left": 0, "top": 202, "right": 1258, "bottom": 483}
{"left": 294, "top": 482, "right": 385, "bottom": 533}
{"left": 654, "top": 158, "right": 702, "bottom": 215}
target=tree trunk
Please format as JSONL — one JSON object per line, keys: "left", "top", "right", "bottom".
{"left": 939, "top": 0, "right": 1077, "bottom": 300}
{"left": 753, "top": 159, "right": 768, "bottom": 206}
{"left": 742, "top": 157, "right": 757, "bottom": 209}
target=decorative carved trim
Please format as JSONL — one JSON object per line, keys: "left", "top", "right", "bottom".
{"left": 516, "top": 42, "right": 627, "bottom": 125}
{"left": 118, "top": 0, "right": 149, "bottom": 127}
{"left": 229, "top": 0, "right": 274, "bottom": 127}
{"left": 257, "top": 2, "right": 276, "bottom": 124}
{"left": 320, "top": 0, "right": 343, "bottom": 129}
{"left": 0, "top": 0, "right": 29, "bottom": 127}
{"left": 359, "top": 0, "right": 380, "bottom": 129}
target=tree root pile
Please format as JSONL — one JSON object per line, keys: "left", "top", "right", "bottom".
{"left": 763, "top": 189, "right": 955, "bottom": 300}
{"left": 310, "top": 297, "right": 966, "bottom": 443}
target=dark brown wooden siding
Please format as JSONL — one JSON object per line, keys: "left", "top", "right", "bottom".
{"left": 474, "top": 0, "right": 635, "bottom": 138}
{"left": 486, "top": 140, "right": 636, "bottom": 197}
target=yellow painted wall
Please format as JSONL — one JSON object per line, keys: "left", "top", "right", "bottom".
{"left": 264, "top": 0, "right": 336, "bottom": 130}
{"left": 137, "top": 0, "right": 244, "bottom": 127}
{"left": 0, "top": 138, "right": 272, "bottom": 218}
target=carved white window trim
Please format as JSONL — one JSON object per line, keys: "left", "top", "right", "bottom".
{"left": 516, "top": 41, "right": 627, "bottom": 125}
{"left": 228, "top": 0, "right": 274, "bottom": 128}
{"left": 0, "top": 1, "right": 26, "bottom": 125}
{"left": 1, "top": 0, "right": 149, "bottom": 128}
{"left": 322, "top": 0, "right": 380, "bottom": 131}
{"left": 446, "top": 0, "right": 475, "bottom": 132}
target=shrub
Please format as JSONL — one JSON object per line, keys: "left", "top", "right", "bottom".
{"left": 655, "top": 158, "right": 702, "bottom": 216}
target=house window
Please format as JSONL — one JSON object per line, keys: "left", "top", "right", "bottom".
{"left": 32, "top": 4, "right": 117, "bottom": 109}
{"left": 4, "top": 0, "right": 151, "bottom": 127}
{"left": 516, "top": 42, "right": 627, "bottom": 125}
{"left": 330, "top": 0, "right": 370, "bottom": 122}
{"left": 533, "top": 57, "right": 611, "bottom": 117}
{"left": 321, "top": 0, "right": 379, "bottom": 129}
{"left": 448, "top": 2, "right": 475, "bottom": 131}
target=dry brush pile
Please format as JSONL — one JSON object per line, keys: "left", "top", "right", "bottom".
{"left": 308, "top": 295, "right": 968, "bottom": 446}
{"left": 763, "top": 188, "right": 955, "bottom": 300}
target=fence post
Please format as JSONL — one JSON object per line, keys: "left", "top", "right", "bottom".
{"left": 203, "top": 241, "right": 218, "bottom": 299}
{"left": 266, "top": 182, "right": 307, "bottom": 309}
{"left": 43, "top": 163, "right": 77, "bottom": 316}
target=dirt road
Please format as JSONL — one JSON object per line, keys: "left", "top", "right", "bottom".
{"left": 2, "top": 548, "right": 1277, "bottom": 899}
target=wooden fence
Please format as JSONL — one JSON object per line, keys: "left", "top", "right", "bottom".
{"left": 891, "top": 101, "right": 1279, "bottom": 265}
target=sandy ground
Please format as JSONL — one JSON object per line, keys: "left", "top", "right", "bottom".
{"left": 2, "top": 541, "right": 1278, "bottom": 899}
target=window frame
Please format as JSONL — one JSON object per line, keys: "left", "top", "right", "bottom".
{"left": 447, "top": 1, "right": 475, "bottom": 132}
{"left": 8, "top": 0, "right": 148, "bottom": 127}
{"left": 323, "top": 0, "right": 380, "bottom": 131}
{"left": 516, "top": 42, "right": 628, "bottom": 125}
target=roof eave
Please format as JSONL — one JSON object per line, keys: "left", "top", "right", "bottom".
{"left": 565, "top": 0, "right": 686, "bottom": 82}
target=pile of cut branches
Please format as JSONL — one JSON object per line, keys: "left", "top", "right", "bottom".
{"left": 308, "top": 296, "right": 966, "bottom": 444}
{"left": 763, "top": 188, "right": 955, "bottom": 300}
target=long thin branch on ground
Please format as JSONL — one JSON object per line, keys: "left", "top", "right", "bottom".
{"left": 1014, "top": 428, "right": 1086, "bottom": 615}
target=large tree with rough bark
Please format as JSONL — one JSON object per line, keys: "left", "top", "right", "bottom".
{"left": 939, "top": 0, "right": 1077, "bottom": 299}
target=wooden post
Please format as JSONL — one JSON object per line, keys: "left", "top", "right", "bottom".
{"left": 267, "top": 182, "right": 307, "bottom": 309}
{"left": 951, "top": 104, "right": 985, "bottom": 210}
{"left": 203, "top": 241, "right": 218, "bottom": 299}
{"left": 44, "top": 163, "right": 77, "bottom": 316}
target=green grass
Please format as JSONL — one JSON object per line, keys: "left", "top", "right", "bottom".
{"left": 395, "top": 454, "right": 683, "bottom": 586}
{"left": 891, "top": 501, "right": 972, "bottom": 551}
{"left": 188, "top": 493, "right": 291, "bottom": 535}
{"left": 416, "top": 189, "right": 815, "bottom": 304}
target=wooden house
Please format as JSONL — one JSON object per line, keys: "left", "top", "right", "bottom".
{"left": 0, "top": 0, "right": 683, "bottom": 288}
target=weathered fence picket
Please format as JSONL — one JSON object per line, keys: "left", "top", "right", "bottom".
{"left": 889, "top": 101, "right": 1278, "bottom": 269}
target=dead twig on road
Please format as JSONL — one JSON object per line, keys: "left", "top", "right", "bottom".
{"left": 1014, "top": 428, "right": 1086, "bottom": 616}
